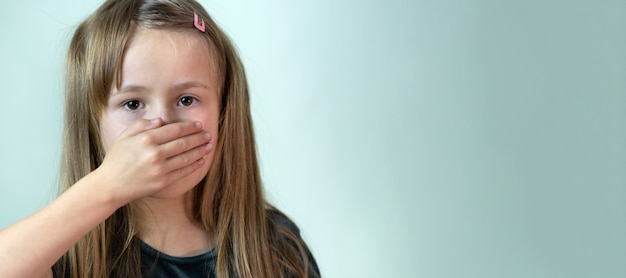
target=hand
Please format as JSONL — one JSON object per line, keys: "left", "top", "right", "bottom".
{"left": 95, "top": 118, "right": 212, "bottom": 206}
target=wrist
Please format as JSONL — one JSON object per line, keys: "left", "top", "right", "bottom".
{"left": 78, "top": 169, "right": 126, "bottom": 211}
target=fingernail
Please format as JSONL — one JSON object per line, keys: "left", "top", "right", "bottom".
{"left": 197, "top": 158, "right": 205, "bottom": 165}
{"left": 195, "top": 121, "right": 202, "bottom": 129}
{"left": 151, "top": 118, "right": 160, "bottom": 124}
{"left": 205, "top": 142, "right": 213, "bottom": 151}
{"left": 203, "top": 132, "right": 211, "bottom": 141}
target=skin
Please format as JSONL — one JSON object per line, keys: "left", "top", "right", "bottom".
{"left": 101, "top": 27, "right": 220, "bottom": 200}
{"left": 102, "top": 27, "right": 220, "bottom": 256}
{"left": 0, "top": 27, "right": 219, "bottom": 277}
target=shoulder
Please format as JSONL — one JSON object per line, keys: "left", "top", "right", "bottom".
{"left": 267, "top": 208, "right": 301, "bottom": 235}
{"left": 266, "top": 207, "right": 321, "bottom": 278}
{"left": 51, "top": 258, "right": 69, "bottom": 278}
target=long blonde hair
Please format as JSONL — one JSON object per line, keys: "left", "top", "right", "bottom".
{"left": 58, "top": 0, "right": 314, "bottom": 277}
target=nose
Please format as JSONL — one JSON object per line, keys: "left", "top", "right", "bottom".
{"left": 145, "top": 102, "right": 178, "bottom": 124}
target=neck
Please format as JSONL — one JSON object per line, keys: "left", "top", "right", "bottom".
{"left": 135, "top": 191, "right": 214, "bottom": 257}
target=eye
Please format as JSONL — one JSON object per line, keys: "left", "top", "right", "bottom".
{"left": 178, "top": 96, "right": 197, "bottom": 107}
{"left": 123, "top": 100, "right": 144, "bottom": 111}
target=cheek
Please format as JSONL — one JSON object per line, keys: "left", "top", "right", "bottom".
{"left": 100, "top": 114, "right": 132, "bottom": 151}
{"left": 205, "top": 114, "right": 220, "bottom": 144}
{"left": 185, "top": 109, "right": 220, "bottom": 141}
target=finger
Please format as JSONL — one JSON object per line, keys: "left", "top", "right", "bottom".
{"left": 142, "top": 121, "right": 204, "bottom": 145}
{"left": 163, "top": 155, "right": 207, "bottom": 185}
{"left": 158, "top": 131, "right": 211, "bottom": 159}
{"left": 163, "top": 142, "right": 213, "bottom": 173}
{"left": 117, "top": 118, "right": 164, "bottom": 139}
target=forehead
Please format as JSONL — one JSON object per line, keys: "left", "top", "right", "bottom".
{"left": 117, "top": 27, "right": 219, "bottom": 90}
{"left": 128, "top": 27, "right": 208, "bottom": 51}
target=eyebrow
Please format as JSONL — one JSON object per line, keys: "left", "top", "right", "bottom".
{"left": 173, "top": 81, "right": 211, "bottom": 91}
{"left": 116, "top": 81, "right": 211, "bottom": 94}
{"left": 117, "top": 85, "right": 149, "bottom": 94}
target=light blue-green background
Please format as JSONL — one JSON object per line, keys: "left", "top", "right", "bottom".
{"left": 1, "top": 1, "right": 625, "bottom": 277}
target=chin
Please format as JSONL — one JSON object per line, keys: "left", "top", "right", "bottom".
{"left": 150, "top": 162, "right": 211, "bottom": 199}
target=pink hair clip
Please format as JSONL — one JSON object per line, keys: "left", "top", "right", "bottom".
{"left": 193, "top": 11, "right": 206, "bottom": 33}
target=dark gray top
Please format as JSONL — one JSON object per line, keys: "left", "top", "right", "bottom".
{"left": 140, "top": 240, "right": 216, "bottom": 278}
{"left": 53, "top": 211, "right": 320, "bottom": 277}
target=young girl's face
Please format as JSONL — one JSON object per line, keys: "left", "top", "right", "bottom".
{"left": 100, "top": 27, "right": 220, "bottom": 199}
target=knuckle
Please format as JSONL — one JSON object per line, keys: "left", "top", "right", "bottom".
{"left": 178, "top": 154, "right": 190, "bottom": 165}
{"left": 140, "top": 133, "right": 156, "bottom": 145}
{"left": 153, "top": 163, "right": 166, "bottom": 175}
{"left": 176, "top": 139, "right": 187, "bottom": 150}
{"left": 145, "top": 149, "right": 163, "bottom": 163}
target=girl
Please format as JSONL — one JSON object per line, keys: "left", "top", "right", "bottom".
{"left": 0, "top": 0, "right": 319, "bottom": 277}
